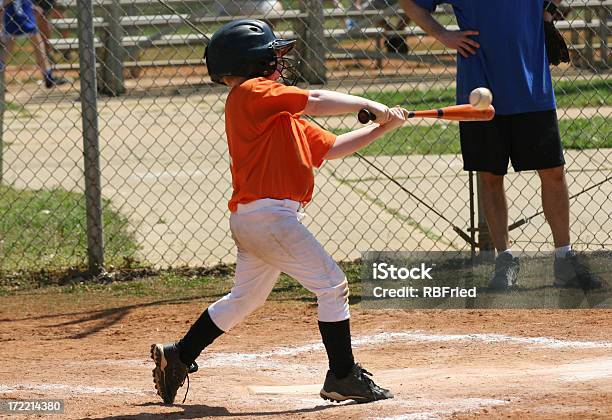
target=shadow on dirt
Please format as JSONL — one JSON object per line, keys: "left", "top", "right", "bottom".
{"left": 85, "top": 401, "right": 352, "bottom": 419}
{"left": 0, "top": 294, "right": 225, "bottom": 339}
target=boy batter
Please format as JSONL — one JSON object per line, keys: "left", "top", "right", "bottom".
{"left": 151, "top": 19, "right": 407, "bottom": 405}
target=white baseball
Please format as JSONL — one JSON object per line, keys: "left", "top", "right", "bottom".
{"left": 469, "top": 87, "right": 493, "bottom": 110}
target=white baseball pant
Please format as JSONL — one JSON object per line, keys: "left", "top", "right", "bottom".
{"left": 208, "top": 199, "right": 350, "bottom": 332}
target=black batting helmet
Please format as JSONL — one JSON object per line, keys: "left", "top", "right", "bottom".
{"left": 205, "top": 19, "right": 297, "bottom": 85}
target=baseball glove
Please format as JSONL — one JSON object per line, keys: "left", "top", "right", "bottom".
{"left": 544, "top": 21, "right": 570, "bottom": 66}
{"left": 543, "top": 1, "right": 570, "bottom": 66}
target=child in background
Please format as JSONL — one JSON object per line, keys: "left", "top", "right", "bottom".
{"left": 0, "top": 0, "right": 67, "bottom": 88}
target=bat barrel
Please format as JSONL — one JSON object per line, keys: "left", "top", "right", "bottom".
{"left": 410, "top": 105, "right": 494, "bottom": 121}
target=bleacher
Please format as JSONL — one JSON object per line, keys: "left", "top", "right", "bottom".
{"left": 45, "top": 0, "right": 611, "bottom": 91}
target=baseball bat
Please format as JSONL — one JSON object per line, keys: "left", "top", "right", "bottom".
{"left": 358, "top": 104, "right": 495, "bottom": 124}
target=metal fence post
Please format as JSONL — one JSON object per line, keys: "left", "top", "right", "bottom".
{"left": 468, "top": 171, "right": 476, "bottom": 261}
{"left": 297, "top": 0, "right": 327, "bottom": 84}
{"left": 597, "top": 3, "right": 610, "bottom": 68}
{"left": 0, "top": 66, "right": 4, "bottom": 184}
{"left": 584, "top": 6, "right": 595, "bottom": 68}
{"left": 77, "top": 0, "right": 105, "bottom": 275}
{"left": 99, "top": 0, "right": 126, "bottom": 95}
{"left": 476, "top": 173, "right": 495, "bottom": 261}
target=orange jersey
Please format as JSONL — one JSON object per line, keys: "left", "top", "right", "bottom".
{"left": 225, "top": 78, "right": 336, "bottom": 212}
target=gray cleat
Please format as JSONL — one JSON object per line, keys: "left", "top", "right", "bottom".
{"left": 554, "top": 250, "right": 602, "bottom": 290}
{"left": 320, "top": 363, "right": 393, "bottom": 403}
{"left": 150, "top": 343, "right": 198, "bottom": 405}
{"left": 488, "top": 253, "right": 520, "bottom": 290}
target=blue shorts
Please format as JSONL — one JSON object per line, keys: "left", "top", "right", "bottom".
{"left": 3, "top": 0, "right": 38, "bottom": 37}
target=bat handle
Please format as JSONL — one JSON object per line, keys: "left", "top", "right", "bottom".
{"left": 358, "top": 108, "right": 376, "bottom": 124}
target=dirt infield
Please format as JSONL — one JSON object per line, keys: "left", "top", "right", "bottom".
{"left": 1, "top": 289, "right": 611, "bottom": 419}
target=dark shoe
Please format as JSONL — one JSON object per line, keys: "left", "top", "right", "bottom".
{"left": 385, "top": 35, "right": 409, "bottom": 54}
{"left": 320, "top": 363, "right": 393, "bottom": 403}
{"left": 150, "top": 343, "right": 198, "bottom": 405}
{"left": 45, "top": 75, "right": 69, "bottom": 89}
{"left": 488, "top": 253, "right": 520, "bottom": 290}
{"left": 554, "top": 250, "right": 602, "bottom": 290}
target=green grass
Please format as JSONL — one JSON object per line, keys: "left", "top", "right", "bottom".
{"left": 360, "top": 79, "right": 611, "bottom": 110}
{"left": 0, "top": 260, "right": 364, "bottom": 300}
{"left": 4, "top": 252, "right": 609, "bottom": 308}
{"left": 5, "top": 101, "right": 25, "bottom": 112}
{"left": 351, "top": 116, "right": 612, "bottom": 156}
{"left": 0, "top": 186, "right": 140, "bottom": 275}
{"left": 5, "top": 101, "right": 33, "bottom": 119}
{"left": 80, "top": 271, "right": 220, "bottom": 299}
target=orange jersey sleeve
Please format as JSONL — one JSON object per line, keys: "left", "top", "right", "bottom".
{"left": 248, "top": 80, "right": 310, "bottom": 122}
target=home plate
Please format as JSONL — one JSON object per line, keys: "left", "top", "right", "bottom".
{"left": 247, "top": 384, "right": 321, "bottom": 395}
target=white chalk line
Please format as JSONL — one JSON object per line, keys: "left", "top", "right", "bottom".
{"left": 248, "top": 384, "right": 321, "bottom": 395}
{"left": 194, "top": 331, "right": 612, "bottom": 368}
{"left": 24, "top": 331, "right": 606, "bottom": 399}
{"left": 89, "top": 330, "right": 612, "bottom": 370}
{"left": 544, "top": 357, "right": 612, "bottom": 381}
{"left": 0, "top": 384, "right": 147, "bottom": 396}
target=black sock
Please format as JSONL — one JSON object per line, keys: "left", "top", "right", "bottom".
{"left": 177, "top": 308, "right": 224, "bottom": 366}
{"left": 318, "top": 319, "right": 355, "bottom": 379}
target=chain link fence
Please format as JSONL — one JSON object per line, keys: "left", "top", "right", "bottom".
{"left": 0, "top": 0, "right": 610, "bottom": 277}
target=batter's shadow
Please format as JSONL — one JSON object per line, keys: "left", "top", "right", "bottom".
{"left": 88, "top": 401, "right": 355, "bottom": 418}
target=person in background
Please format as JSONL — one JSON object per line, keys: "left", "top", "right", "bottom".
{"left": 399, "top": 0, "right": 600, "bottom": 291}
{"left": 0, "top": 0, "right": 68, "bottom": 88}
{"left": 32, "top": 0, "right": 71, "bottom": 61}
{"left": 346, "top": 0, "right": 410, "bottom": 53}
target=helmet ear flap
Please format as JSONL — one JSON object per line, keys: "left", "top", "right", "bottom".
{"left": 205, "top": 45, "right": 225, "bottom": 85}
{"left": 245, "top": 50, "right": 276, "bottom": 79}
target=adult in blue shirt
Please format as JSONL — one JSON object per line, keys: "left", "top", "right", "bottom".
{"left": 399, "top": 0, "right": 600, "bottom": 290}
